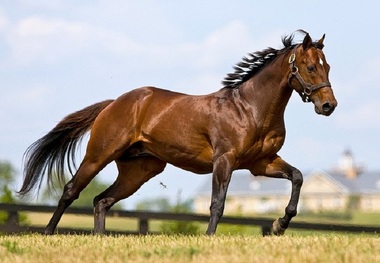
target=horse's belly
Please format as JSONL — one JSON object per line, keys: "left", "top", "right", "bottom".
{"left": 147, "top": 143, "right": 214, "bottom": 174}
{"left": 172, "top": 160, "right": 213, "bottom": 174}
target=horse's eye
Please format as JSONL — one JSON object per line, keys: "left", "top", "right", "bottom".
{"left": 307, "top": 65, "right": 315, "bottom": 72}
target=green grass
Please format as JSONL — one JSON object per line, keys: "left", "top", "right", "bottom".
{"left": 349, "top": 212, "right": 380, "bottom": 225}
{"left": 0, "top": 233, "right": 379, "bottom": 263}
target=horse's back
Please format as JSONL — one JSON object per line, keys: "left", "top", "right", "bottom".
{"left": 92, "top": 86, "right": 187, "bottom": 139}
{"left": 88, "top": 86, "right": 215, "bottom": 172}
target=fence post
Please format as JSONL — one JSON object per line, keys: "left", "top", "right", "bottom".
{"left": 139, "top": 218, "right": 149, "bottom": 235}
{"left": 5, "top": 210, "right": 20, "bottom": 233}
{"left": 261, "top": 225, "right": 271, "bottom": 236}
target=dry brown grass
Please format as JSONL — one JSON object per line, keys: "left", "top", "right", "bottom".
{"left": 0, "top": 233, "right": 379, "bottom": 263}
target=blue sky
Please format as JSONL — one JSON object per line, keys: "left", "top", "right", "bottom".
{"left": 1, "top": 1, "right": 380, "bottom": 208}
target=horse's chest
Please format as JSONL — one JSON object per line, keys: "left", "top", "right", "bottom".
{"left": 244, "top": 131, "right": 285, "bottom": 160}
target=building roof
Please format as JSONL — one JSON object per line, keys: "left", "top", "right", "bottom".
{"left": 354, "top": 171, "right": 380, "bottom": 194}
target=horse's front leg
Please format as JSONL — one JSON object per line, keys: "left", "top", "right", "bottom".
{"left": 206, "top": 152, "right": 235, "bottom": 235}
{"left": 272, "top": 165, "right": 303, "bottom": 235}
{"left": 251, "top": 155, "right": 303, "bottom": 236}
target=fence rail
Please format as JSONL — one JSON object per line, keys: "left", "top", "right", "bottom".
{"left": 0, "top": 203, "right": 379, "bottom": 236}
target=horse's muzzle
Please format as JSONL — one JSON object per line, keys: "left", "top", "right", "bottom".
{"left": 315, "top": 101, "right": 337, "bottom": 116}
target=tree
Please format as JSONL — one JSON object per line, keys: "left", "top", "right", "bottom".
{"left": 0, "top": 160, "right": 21, "bottom": 224}
{"left": 0, "top": 160, "right": 17, "bottom": 204}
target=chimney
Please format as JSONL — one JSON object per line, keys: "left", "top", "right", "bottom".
{"left": 338, "top": 149, "right": 362, "bottom": 179}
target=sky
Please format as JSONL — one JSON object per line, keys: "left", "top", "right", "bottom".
{"left": 1, "top": 1, "right": 380, "bottom": 209}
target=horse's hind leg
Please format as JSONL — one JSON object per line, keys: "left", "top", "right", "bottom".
{"left": 44, "top": 157, "right": 108, "bottom": 234}
{"left": 93, "top": 157, "right": 166, "bottom": 234}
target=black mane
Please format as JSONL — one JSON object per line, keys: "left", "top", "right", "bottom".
{"left": 222, "top": 33, "right": 297, "bottom": 89}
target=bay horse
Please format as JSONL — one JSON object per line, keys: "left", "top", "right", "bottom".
{"left": 19, "top": 30, "right": 337, "bottom": 235}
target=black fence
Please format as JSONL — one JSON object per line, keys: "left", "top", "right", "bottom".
{"left": 0, "top": 203, "right": 379, "bottom": 236}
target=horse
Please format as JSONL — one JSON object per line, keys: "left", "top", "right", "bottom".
{"left": 19, "top": 30, "right": 337, "bottom": 235}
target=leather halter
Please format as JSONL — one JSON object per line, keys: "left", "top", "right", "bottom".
{"left": 288, "top": 45, "right": 331, "bottom": 102}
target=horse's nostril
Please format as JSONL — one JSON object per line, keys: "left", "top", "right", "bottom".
{"left": 322, "top": 103, "right": 332, "bottom": 112}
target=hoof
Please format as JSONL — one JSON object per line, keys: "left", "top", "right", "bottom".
{"left": 272, "top": 218, "right": 286, "bottom": 236}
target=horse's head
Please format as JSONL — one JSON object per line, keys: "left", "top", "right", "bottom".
{"left": 288, "top": 33, "right": 337, "bottom": 116}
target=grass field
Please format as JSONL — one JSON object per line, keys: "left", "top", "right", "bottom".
{"left": 23, "top": 211, "right": 380, "bottom": 235}
{"left": 0, "top": 233, "right": 379, "bottom": 263}
{"left": 2, "top": 212, "right": 380, "bottom": 262}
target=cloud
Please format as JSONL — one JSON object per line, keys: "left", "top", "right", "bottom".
{"left": 193, "top": 21, "right": 285, "bottom": 71}
{"left": 193, "top": 21, "right": 254, "bottom": 69}
{"left": 4, "top": 15, "right": 144, "bottom": 67}
{"left": 6, "top": 16, "right": 88, "bottom": 66}
{"left": 17, "top": 0, "right": 67, "bottom": 10}
{"left": 3, "top": 14, "right": 283, "bottom": 84}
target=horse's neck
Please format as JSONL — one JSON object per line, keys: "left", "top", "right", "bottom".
{"left": 239, "top": 61, "right": 292, "bottom": 124}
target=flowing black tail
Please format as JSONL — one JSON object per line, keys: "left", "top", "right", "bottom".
{"left": 19, "top": 99, "right": 114, "bottom": 196}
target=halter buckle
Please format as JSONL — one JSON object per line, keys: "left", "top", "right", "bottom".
{"left": 304, "top": 86, "right": 312, "bottom": 96}
{"left": 288, "top": 53, "right": 296, "bottom": 64}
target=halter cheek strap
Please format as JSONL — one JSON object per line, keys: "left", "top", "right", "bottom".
{"left": 288, "top": 45, "right": 331, "bottom": 102}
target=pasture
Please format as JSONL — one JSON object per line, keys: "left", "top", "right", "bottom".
{"left": 0, "top": 233, "right": 379, "bottom": 263}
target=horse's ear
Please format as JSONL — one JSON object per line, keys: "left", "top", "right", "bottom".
{"left": 316, "top": 34, "right": 326, "bottom": 49}
{"left": 302, "top": 33, "right": 313, "bottom": 50}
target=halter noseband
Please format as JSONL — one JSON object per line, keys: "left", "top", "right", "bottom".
{"left": 288, "top": 45, "right": 331, "bottom": 102}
